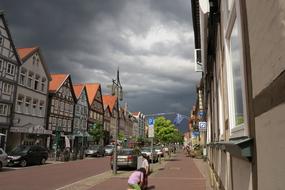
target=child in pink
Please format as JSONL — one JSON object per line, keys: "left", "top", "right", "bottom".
{"left": 127, "top": 168, "right": 146, "bottom": 190}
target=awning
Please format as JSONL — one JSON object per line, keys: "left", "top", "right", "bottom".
{"left": 10, "top": 124, "right": 52, "bottom": 135}
{"left": 208, "top": 138, "right": 253, "bottom": 161}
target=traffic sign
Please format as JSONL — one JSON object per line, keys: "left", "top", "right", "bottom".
{"left": 148, "top": 118, "right": 154, "bottom": 125}
{"left": 198, "top": 121, "right": 207, "bottom": 131}
{"left": 198, "top": 111, "right": 205, "bottom": 117}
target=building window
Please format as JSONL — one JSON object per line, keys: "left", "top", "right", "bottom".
{"left": 0, "top": 59, "right": 3, "bottom": 71}
{"left": 41, "top": 77, "right": 46, "bottom": 92}
{"left": 19, "top": 68, "right": 27, "bottom": 85}
{"left": 39, "top": 100, "right": 44, "bottom": 116}
{"left": 225, "top": 0, "right": 247, "bottom": 137}
{"left": 2, "top": 82, "right": 12, "bottom": 95}
{"left": 0, "top": 104, "right": 8, "bottom": 116}
{"left": 34, "top": 75, "right": 40, "bottom": 90}
{"left": 27, "top": 72, "right": 34, "bottom": 88}
{"left": 16, "top": 95, "right": 24, "bottom": 113}
{"left": 6, "top": 63, "right": 15, "bottom": 75}
{"left": 25, "top": 97, "right": 31, "bottom": 114}
{"left": 32, "top": 99, "right": 38, "bottom": 115}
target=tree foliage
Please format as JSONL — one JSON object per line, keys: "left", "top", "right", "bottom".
{"left": 154, "top": 116, "right": 183, "bottom": 144}
{"left": 89, "top": 122, "right": 103, "bottom": 144}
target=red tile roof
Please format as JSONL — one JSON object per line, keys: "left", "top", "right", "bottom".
{"left": 103, "top": 95, "right": 117, "bottom": 111}
{"left": 73, "top": 84, "right": 85, "bottom": 100}
{"left": 85, "top": 83, "right": 100, "bottom": 106}
{"left": 17, "top": 47, "right": 39, "bottom": 61}
{"left": 49, "top": 74, "right": 69, "bottom": 93}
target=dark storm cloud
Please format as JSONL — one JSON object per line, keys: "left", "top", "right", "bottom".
{"left": 1, "top": 0, "right": 200, "bottom": 116}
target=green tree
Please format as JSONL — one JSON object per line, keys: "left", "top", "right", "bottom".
{"left": 118, "top": 131, "right": 125, "bottom": 141}
{"left": 154, "top": 116, "right": 183, "bottom": 144}
{"left": 89, "top": 122, "right": 103, "bottom": 144}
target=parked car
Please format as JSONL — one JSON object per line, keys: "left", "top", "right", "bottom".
{"left": 7, "top": 145, "right": 48, "bottom": 167}
{"left": 0, "top": 148, "right": 8, "bottom": 170}
{"left": 141, "top": 147, "right": 158, "bottom": 162}
{"left": 110, "top": 148, "right": 140, "bottom": 170}
{"left": 104, "top": 144, "right": 114, "bottom": 156}
{"left": 85, "top": 145, "right": 105, "bottom": 157}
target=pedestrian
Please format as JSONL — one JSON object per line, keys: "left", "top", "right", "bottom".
{"left": 141, "top": 154, "right": 150, "bottom": 188}
{"left": 127, "top": 167, "right": 146, "bottom": 190}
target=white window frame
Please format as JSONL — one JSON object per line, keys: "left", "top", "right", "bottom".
{"left": 41, "top": 77, "right": 46, "bottom": 92}
{"left": 25, "top": 97, "right": 31, "bottom": 114}
{"left": 224, "top": 0, "right": 248, "bottom": 138}
{"left": 6, "top": 63, "right": 15, "bottom": 76}
{"left": 19, "top": 68, "right": 27, "bottom": 86}
{"left": 34, "top": 75, "right": 40, "bottom": 91}
{"left": 0, "top": 103, "right": 8, "bottom": 116}
{"left": 32, "top": 99, "right": 38, "bottom": 115}
{"left": 16, "top": 95, "right": 24, "bottom": 113}
{"left": 2, "top": 82, "right": 12, "bottom": 95}
{"left": 27, "top": 72, "right": 34, "bottom": 88}
{"left": 39, "top": 101, "right": 44, "bottom": 116}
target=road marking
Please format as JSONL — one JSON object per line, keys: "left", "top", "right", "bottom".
{"left": 55, "top": 171, "right": 113, "bottom": 190}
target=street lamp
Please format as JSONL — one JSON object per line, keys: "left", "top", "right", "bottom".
{"left": 111, "top": 68, "right": 123, "bottom": 174}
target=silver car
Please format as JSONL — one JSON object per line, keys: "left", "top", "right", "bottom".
{"left": 0, "top": 148, "right": 8, "bottom": 170}
{"left": 104, "top": 145, "right": 114, "bottom": 156}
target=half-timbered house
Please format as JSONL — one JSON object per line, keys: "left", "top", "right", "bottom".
{"left": 102, "top": 95, "right": 118, "bottom": 142}
{"left": 0, "top": 12, "right": 21, "bottom": 149}
{"left": 72, "top": 84, "right": 89, "bottom": 156}
{"left": 47, "top": 74, "right": 76, "bottom": 150}
{"left": 85, "top": 83, "right": 104, "bottom": 144}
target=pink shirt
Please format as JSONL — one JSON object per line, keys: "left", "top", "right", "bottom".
{"left": 128, "top": 171, "right": 144, "bottom": 185}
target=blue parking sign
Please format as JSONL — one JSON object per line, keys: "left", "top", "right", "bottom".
{"left": 148, "top": 118, "right": 154, "bottom": 125}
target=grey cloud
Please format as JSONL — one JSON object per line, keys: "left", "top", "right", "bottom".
{"left": 2, "top": 0, "right": 199, "bottom": 117}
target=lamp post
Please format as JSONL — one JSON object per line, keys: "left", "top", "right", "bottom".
{"left": 111, "top": 69, "right": 123, "bottom": 175}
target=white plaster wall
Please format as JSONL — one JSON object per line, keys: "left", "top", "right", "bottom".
{"left": 255, "top": 103, "right": 285, "bottom": 190}
{"left": 246, "top": 0, "right": 285, "bottom": 97}
{"left": 231, "top": 156, "right": 252, "bottom": 190}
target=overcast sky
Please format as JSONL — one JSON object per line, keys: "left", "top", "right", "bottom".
{"left": 2, "top": 0, "right": 201, "bottom": 116}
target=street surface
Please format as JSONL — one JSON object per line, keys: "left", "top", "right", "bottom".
{"left": 0, "top": 157, "right": 110, "bottom": 190}
{"left": 0, "top": 152, "right": 211, "bottom": 190}
{"left": 91, "top": 152, "right": 209, "bottom": 190}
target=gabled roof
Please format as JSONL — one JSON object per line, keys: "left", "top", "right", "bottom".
{"left": 17, "top": 47, "right": 38, "bottom": 61}
{"left": 104, "top": 105, "right": 112, "bottom": 116}
{"left": 85, "top": 83, "right": 100, "bottom": 106}
{"left": 0, "top": 12, "right": 22, "bottom": 66}
{"left": 73, "top": 84, "right": 85, "bottom": 100}
{"left": 17, "top": 47, "right": 52, "bottom": 81}
{"left": 49, "top": 74, "right": 69, "bottom": 93}
{"left": 103, "top": 95, "right": 117, "bottom": 111}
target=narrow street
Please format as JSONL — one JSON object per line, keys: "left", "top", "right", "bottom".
{"left": 0, "top": 157, "right": 110, "bottom": 190}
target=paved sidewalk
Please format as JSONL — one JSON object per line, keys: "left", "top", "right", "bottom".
{"left": 90, "top": 151, "right": 209, "bottom": 190}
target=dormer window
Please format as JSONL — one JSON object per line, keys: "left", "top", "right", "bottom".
{"left": 34, "top": 75, "right": 40, "bottom": 90}
{"left": 27, "top": 71, "right": 34, "bottom": 88}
